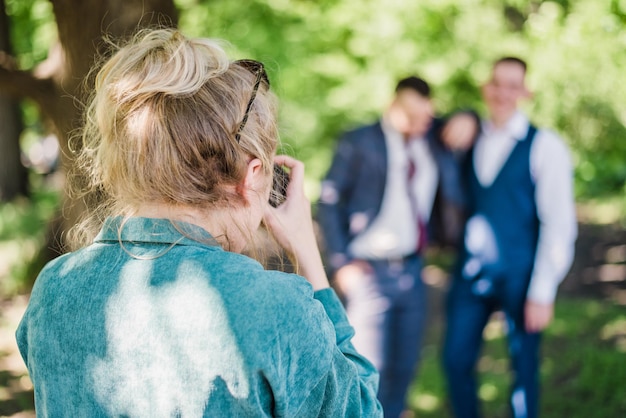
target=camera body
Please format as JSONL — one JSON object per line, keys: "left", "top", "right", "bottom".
{"left": 269, "top": 164, "right": 289, "bottom": 207}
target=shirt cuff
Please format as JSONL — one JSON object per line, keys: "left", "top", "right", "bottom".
{"left": 526, "top": 276, "right": 560, "bottom": 305}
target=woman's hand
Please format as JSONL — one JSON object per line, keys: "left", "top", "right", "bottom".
{"left": 263, "top": 155, "right": 329, "bottom": 290}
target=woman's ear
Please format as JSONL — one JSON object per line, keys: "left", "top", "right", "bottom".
{"left": 242, "top": 158, "right": 267, "bottom": 196}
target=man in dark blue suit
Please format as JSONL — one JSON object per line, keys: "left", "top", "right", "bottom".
{"left": 317, "top": 76, "right": 477, "bottom": 418}
{"left": 442, "top": 57, "right": 577, "bottom": 418}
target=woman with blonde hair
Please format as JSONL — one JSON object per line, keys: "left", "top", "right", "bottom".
{"left": 16, "top": 29, "right": 382, "bottom": 417}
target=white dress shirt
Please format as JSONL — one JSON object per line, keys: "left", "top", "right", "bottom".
{"left": 348, "top": 118, "right": 439, "bottom": 260}
{"left": 472, "top": 111, "right": 577, "bottom": 304}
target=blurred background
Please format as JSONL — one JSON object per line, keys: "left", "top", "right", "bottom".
{"left": 0, "top": 0, "right": 624, "bottom": 417}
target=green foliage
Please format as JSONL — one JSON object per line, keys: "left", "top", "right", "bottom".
{"left": 3, "top": 0, "right": 625, "bottom": 200}
{"left": 174, "top": 0, "right": 626, "bottom": 201}
{"left": 5, "top": 0, "right": 55, "bottom": 67}
{"left": 0, "top": 174, "right": 58, "bottom": 295}
{"left": 4, "top": 0, "right": 55, "bottom": 143}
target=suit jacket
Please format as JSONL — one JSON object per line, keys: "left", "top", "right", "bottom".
{"left": 317, "top": 119, "right": 466, "bottom": 274}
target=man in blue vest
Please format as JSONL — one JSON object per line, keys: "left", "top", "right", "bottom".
{"left": 442, "top": 57, "right": 577, "bottom": 418}
{"left": 317, "top": 76, "right": 478, "bottom": 418}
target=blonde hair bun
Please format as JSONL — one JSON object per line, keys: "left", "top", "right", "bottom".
{"left": 70, "top": 28, "right": 279, "bottom": 249}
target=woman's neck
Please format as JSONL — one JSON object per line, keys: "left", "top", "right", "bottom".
{"left": 134, "top": 202, "right": 249, "bottom": 253}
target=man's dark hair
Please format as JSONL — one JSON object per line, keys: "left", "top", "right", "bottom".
{"left": 495, "top": 56, "right": 527, "bottom": 72}
{"left": 395, "top": 76, "right": 430, "bottom": 98}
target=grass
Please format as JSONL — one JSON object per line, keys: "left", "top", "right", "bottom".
{"left": 408, "top": 296, "right": 626, "bottom": 418}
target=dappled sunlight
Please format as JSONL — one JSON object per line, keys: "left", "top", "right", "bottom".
{"left": 0, "top": 240, "right": 38, "bottom": 289}
{"left": 0, "top": 188, "right": 59, "bottom": 295}
{"left": 0, "top": 296, "right": 34, "bottom": 417}
{"left": 463, "top": 215, "right": 499, "bottom": 274}
{"left": 576, "top": 199, "right": 625, "bottom": 225}
{"left": 597, "top": 264, "right": 626, "bottom": 283}
{"left": 605, "top": 245, "right": 626, "bottom": 264}
{"left": 89, "top": 259, "right": 250, "bottom": 417}
{"left": 600, "top": 317, "right": 626, "bottom": 353}
{"left": 479, "top": 382, "right": 499, "bottom": 402}
{"left": 422, "top": 264, "right": 449, "bottom": 288}
{"left": 483, "top": 312, "right": 506, "bottom": 341}
{"left": 0, "top": 207, "right": 47, "bottom": 289}
{"left": 410, "top": 391, "right": 441, "bottom": 412}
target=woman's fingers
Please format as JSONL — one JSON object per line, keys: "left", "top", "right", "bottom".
{"left": 273, "top": 155, "right": 304, "bottom": 196}
{"left": 263, "top": 155, "right": 329, "bottom": 288}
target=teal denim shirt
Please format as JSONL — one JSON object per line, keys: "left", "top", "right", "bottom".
{"left": 16, "top": 217, "right": 382, "bottom": 417}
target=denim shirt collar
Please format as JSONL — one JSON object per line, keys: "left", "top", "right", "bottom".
{"left": 94, "top": 216, "right": 221, "bottom": 249}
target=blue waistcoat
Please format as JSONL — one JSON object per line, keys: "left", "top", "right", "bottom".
{"left": 462, "top": 124, "right": 539, "bottom": 282}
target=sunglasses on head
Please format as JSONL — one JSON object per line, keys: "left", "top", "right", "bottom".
{"left": 233, "top": 59, "right": 270, "bottom": 143}
{"left": 233, "top": 60, "right": 287, "bottom": 206}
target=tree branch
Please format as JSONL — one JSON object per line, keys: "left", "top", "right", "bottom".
{"left": 0, "top": 65, "right": 57, "bottom": 112}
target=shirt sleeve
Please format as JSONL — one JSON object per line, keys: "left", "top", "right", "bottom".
{"left": 527, "top": 130, "right": 578, "bottom": 304}
{"left": 290, "top": 288, "right": 383, "bottom": 417}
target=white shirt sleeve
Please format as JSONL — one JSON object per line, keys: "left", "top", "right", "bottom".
{"left": 527, "top": 129, "right": 578, "bottom": 304}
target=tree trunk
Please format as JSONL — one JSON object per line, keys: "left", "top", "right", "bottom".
{"left": 0, "top": 0, "right": 178, "bottom": 258}
{"left": 0, "top": 0, "right": 28, "bottom": 201}
{"left": 0, "top": 96, "right": 27, "bottom": 200}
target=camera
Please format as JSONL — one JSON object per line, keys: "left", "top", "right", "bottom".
{"left": 269, "top": 164, "right": 289, "bottom": 207}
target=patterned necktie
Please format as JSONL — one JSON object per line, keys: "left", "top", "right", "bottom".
{"left": 406, "top": 144, "right": 428, "bottom": 253}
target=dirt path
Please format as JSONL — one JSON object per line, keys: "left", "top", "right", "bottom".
{"left": 0, "top": 295, "right": 34, "bottom": 418}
